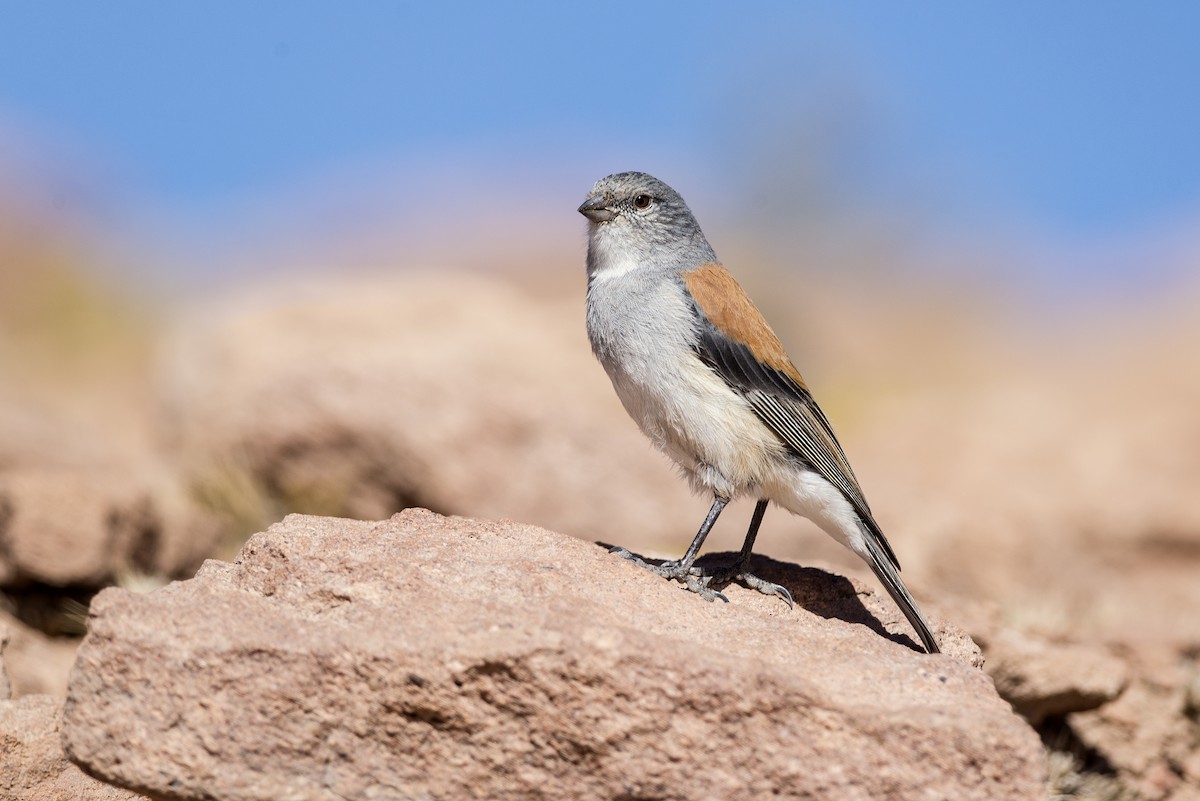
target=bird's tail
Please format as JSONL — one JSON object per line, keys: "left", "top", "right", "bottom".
{"left": 862, "top": 533, "right": 940, "bottom": 654}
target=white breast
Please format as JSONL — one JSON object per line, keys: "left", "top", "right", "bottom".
{"left": 586, "top": 272, "right": 784, "bottom": 499}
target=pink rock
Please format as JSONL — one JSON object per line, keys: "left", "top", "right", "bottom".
{"left": 0, "top": 694, "right": 148, "bottom": 800}
{"left": 0, "top": 609, "right": 80, "bottom": 698}
{"left": 1069, "top": 649, "right": 1198, "bottom": 799}
{"left": 63, "top": 509, "right": 1044, "bottom": 801}
{"left": 0, "top": 467, "right": 221, "bottom": 589}
{"left": 983, "top": 630, "right": 1128, "bottom": 725}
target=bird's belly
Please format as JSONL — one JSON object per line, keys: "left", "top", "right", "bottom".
{"left": 603, "top": 344, "right": 783, "bottom": 498}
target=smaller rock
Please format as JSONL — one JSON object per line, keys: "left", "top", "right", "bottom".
{"left": 1069, "top": 649, "right": 1197, "bottom": 801}
{"left": 0, "top": 468, "right": 157, "bottom": 587}
{"left": 0, "top": 467, "right": 221, "bottom": 589}
{"left": 0, "top": 609, "right": 80, "bottom": 697}
{"left": 0, "top": 694, "right": 149, "bottom": 800}
{"left": 984, "top": 630, "right": 1128, "bottom": 725}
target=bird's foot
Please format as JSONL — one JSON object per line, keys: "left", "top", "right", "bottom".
{"left": 608, "top": 547, "right": 728, "bottom": 602}
{"left": 707, "top": 561, "right": 794, "bottom": 608}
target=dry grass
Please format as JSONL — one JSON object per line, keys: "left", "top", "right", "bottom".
{"left": 1046, "top": 748, "right": 1137, "bottom": 801}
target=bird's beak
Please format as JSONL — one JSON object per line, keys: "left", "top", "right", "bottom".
{"left": 578, "top": 196, "right": 615, "bottom": 222}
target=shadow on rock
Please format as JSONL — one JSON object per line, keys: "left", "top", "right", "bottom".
{"left": 602, "top": 545, "right": 925, "bottom": 653}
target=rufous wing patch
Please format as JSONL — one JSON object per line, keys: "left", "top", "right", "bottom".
{"left": 683, "top": 263, "right": 809, "bottom": 391}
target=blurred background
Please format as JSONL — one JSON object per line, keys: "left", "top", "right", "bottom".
{"left": 1, "top": 3, "right": 1199, "bottom": 796}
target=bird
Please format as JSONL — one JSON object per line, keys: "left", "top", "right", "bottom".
{"left": 578, "top": 171, "right": 940, "bottom": 654}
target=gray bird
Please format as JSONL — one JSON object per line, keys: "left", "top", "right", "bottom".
{"left": 579, "top": 171, "right": 940, "bottom": 654}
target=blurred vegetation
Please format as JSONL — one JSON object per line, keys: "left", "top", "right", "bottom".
{"left": 188, "top": 454, "right": 284, "bottom": 561}
{"left": 0, "top": 231, "right": 152, "bottom": 377}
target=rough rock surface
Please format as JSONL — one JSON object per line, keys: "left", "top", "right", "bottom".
{"left": 0, "top": 694, "right": 149, "bottom": 800}
{"left": 63, "top": 509, "right": 1044, "bottom": 801}
{"left": 0, "top": 466, "right": 222, "bottom": 588}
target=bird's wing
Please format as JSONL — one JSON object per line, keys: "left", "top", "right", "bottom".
{"left": 682, "top": 264, "right": 900, "bottom": 569}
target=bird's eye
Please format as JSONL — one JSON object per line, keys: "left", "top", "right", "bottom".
{"left": 633, "top": 194, "right": 653, "bottom": 210}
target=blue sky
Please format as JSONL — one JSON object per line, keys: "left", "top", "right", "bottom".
{"left": 2, "top": 2, "right": 1199, "bottom": 285}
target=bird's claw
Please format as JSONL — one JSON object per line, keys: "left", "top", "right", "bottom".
{"left": 609, "top": 547, "right": 703, "bottom": 577}
{"left": 611, "top": 547, "right": 755, "bottom": 603}
{"left": 733, "top": 571, "right": 794, "bottom": 608}
{"left": 686, "top": 574, "right": 729, "bottom": 603}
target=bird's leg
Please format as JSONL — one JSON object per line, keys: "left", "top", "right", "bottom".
{"left": 708, "top": 499, "right": 794, "bottom": 607}
{"left": 610, "top": 495, "right": 731, "bottom": 602}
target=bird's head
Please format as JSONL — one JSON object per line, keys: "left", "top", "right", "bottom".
{"left": 579, "top": 172, "right": 716, "bottom": 281}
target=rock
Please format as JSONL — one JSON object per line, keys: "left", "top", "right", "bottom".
{"left": 63, "top": 509, "right": 1044, "bottom": 801}
{"left": 1068, "top": 650, "right": 1199, "bottom": 801}
{"left": 159, "top": 274, "right": 700, "bottom": 546}
{"left": 0, "top": 609, "right": 80, "bottom": 697}
{"left": 957, "top": 600, "right": 1200, "bottom": 799}
{"left": 0, "top": 694, "right": 149, "bottom": 800}
{"left": 0, "top": 466, "right": 222, "bottom": 588}
{"left": 0, "top": 467, "right": 155, "bottom": 587}
{"left": 981, "top": 629, "right": 1129, "bottom": 725}
{"left": 0, "top": 621, "right": 10, "bottom": 699}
